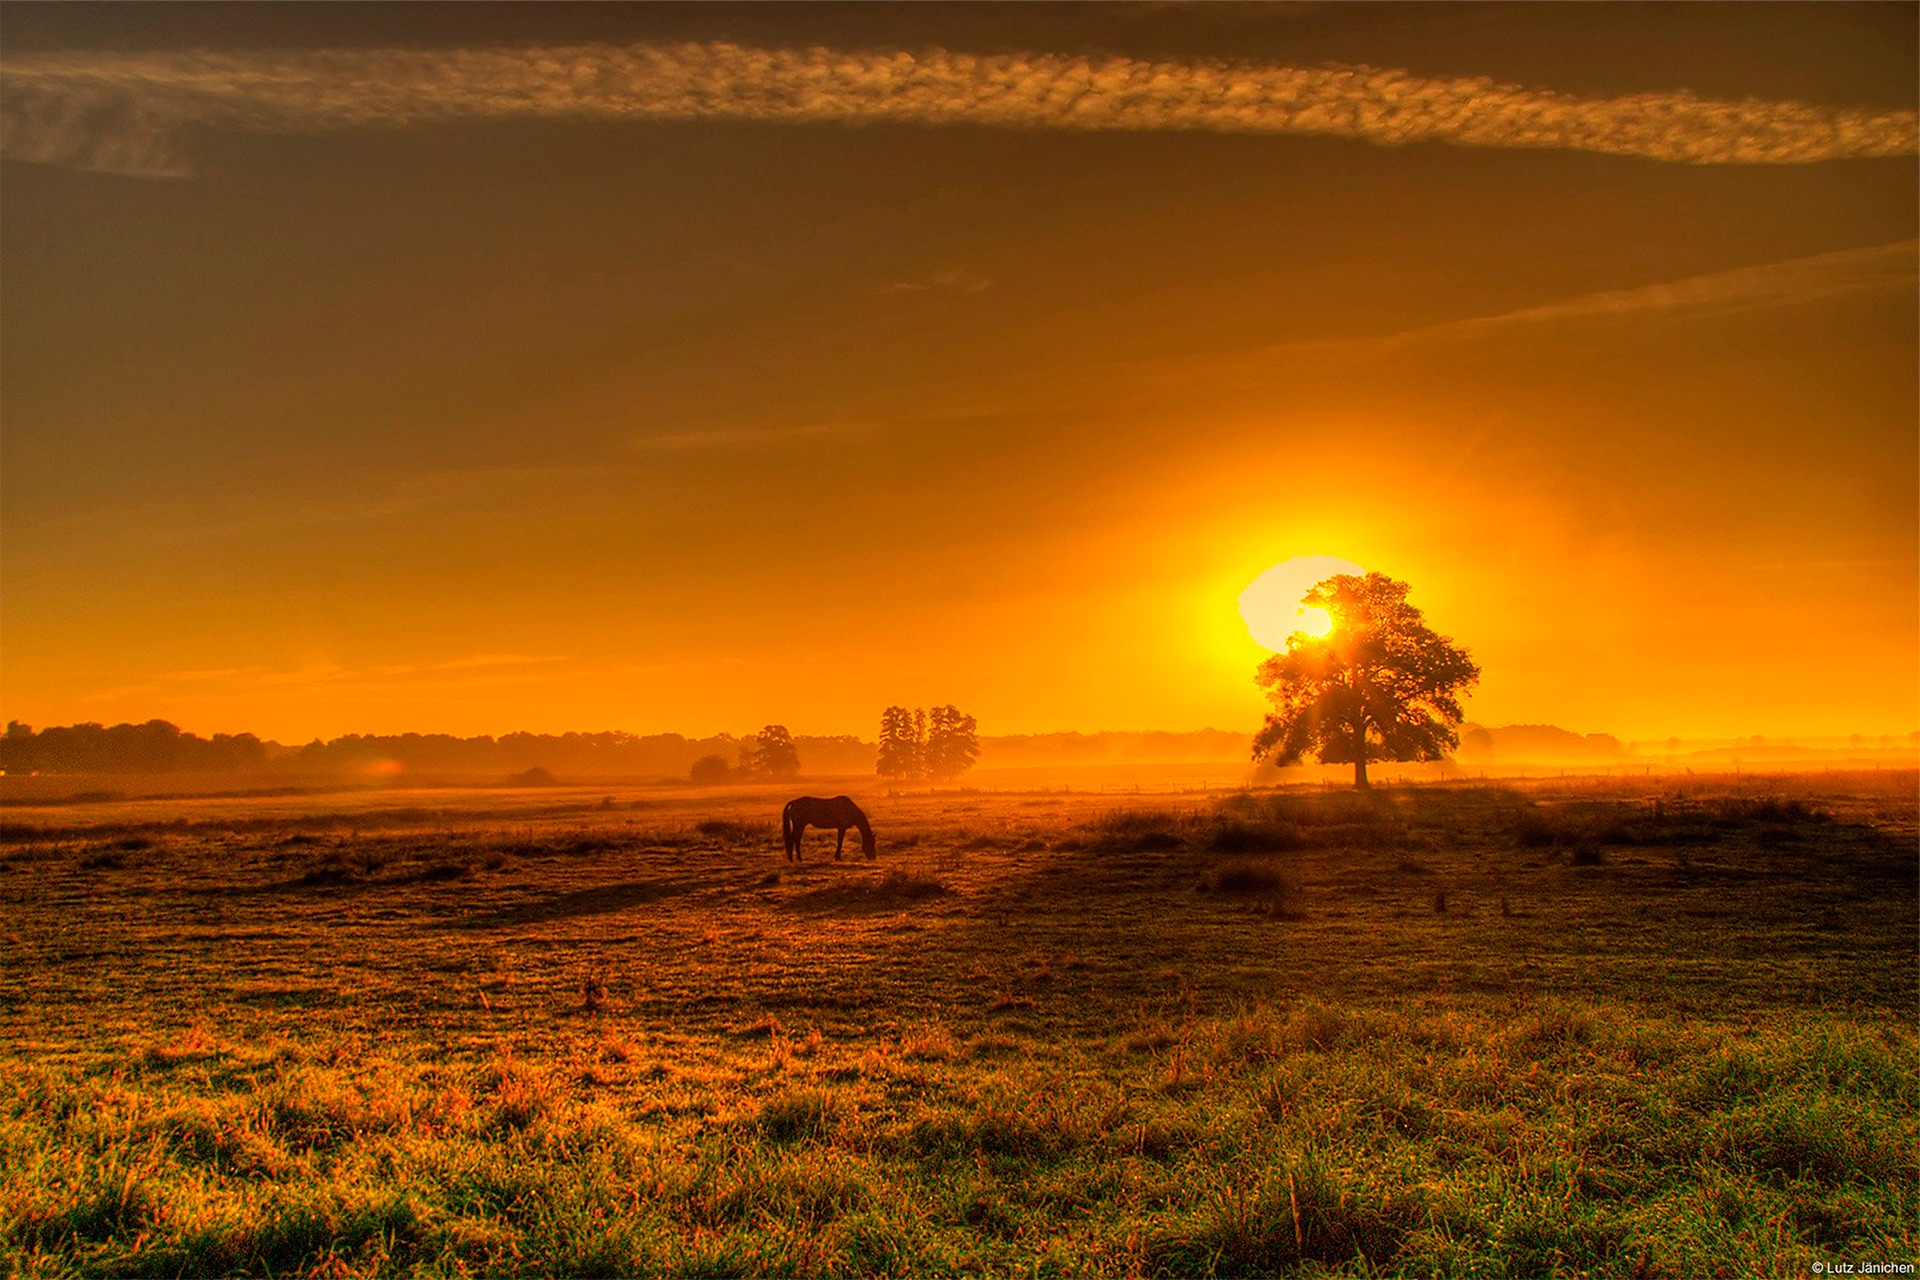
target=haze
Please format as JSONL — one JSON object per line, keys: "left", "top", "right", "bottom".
{"left": 2, "top": 3, "right": 1914, "bottom": 745}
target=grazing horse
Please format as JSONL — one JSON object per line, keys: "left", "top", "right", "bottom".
{"left": 782, "top": 795, "right": 876, "bottom": 862}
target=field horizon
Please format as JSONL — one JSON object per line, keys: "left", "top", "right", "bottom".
{"left": 6, "top": 714, "right": 1917, "bottom": 808}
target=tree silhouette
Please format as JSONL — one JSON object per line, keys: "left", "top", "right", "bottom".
{"left": 749, "top": 724, "right": 802, "bottom": 778}
{"left": 877, "top": 706, "right": 922, "bottom": 780}
{"left": 1252, "top": 572, "right": 1479, "bottom": 789}
{"left": 925, "top": 705, "right": 980, "bottom": 781}
{"left": 877, "top": 705, "right": 980, "bottom": 782}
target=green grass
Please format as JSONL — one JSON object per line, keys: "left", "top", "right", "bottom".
{"left": 0, "top": 773, "right": 1914, "bottom": 1276}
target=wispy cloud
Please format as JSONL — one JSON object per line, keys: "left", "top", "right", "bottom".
{"left": 626, "top": 420, "right": 869, "bottom": 452}
{"left": 1102, "top": 240, "right": 1919, "bottom": 403}
{"left": 3, "top": 40, "right": 1912, "bottom": 178}
{"left": 157, "top": 653, "right": 572, "bottom": 691}
{"left": 877, "top": 267, "right": 993, "bottom": 296}
{"left": 1383, "top": 239, "right": 1919, "bottom": 347}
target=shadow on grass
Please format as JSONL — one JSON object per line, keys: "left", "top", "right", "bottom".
{"left": 450, "top": 879, "right": 693, "bottom": 929}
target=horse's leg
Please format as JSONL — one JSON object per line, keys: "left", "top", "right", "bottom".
{"left": 794, "top": 822, "right": 805, "bottom": 863}
{"left": 835, "top": 827, "right": 846, "bottom": 860}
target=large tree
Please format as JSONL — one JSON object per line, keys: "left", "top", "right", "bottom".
{"left": 876, "top": 706, "right": 923, "bottom": 781}
{"left": 925, "top": 705, "right": 981, "bottom": 781}
{"left": 1252, "top": 572, "right": 1479, "bottom": 789}
{"left": 749, "top": 724, "right": 801, "bottom": 778}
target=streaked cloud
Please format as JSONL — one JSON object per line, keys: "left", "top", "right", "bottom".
{"left": 627, "top": 420, "right": 869, "bottom": 453}
{"left": 156, "top": 654, "right": 572, "bottom": 691}
{"left": 1388, "top": 239, "right": 1919, "bottom": 346}
{"left": 3, "top": 40, "right": 1912, "bottom": 178}
{"left": 877, "top": 268, "right": 993, "bottom": 296}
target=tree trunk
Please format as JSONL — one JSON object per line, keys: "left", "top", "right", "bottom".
{"left": 1352, "top": 715, "right": 1370, "bottom": 789}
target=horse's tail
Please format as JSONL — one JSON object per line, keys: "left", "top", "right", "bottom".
{"left": 780, "top": 800, "right": 796, "bottom": 858}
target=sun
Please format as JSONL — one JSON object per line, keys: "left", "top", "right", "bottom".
{"left": 1238, "top": 554, "right": 1363, "bottom": 650}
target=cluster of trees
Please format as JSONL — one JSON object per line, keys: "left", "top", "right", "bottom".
{"left": 688, "top": 725, "right": 803, "bottom": 784}
{"left": 877, "top": 705, "right": 980, "bottom": 782}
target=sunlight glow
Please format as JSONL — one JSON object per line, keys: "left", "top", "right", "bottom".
{"left": 1238, "top": 554, "right": 1364, "bottom": 650}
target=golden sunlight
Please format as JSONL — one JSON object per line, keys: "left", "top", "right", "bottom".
{"left": 1237, "top": 554, "right": 1363, "bottom": 650}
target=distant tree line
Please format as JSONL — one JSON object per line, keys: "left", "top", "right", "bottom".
{"left": 0, "top": 720, "right": 873, "bottom": 778}
{"left": 2, "top": 720, "right": 269, "bottom": 774}
{"left": 877, "top": 705, "right": 980, "bottom": 782}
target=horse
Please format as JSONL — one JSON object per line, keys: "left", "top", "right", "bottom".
{"left": 781, "top": 795, "right": 876, "bottom": 862}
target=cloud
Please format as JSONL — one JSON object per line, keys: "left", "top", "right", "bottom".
{"left": 158, "top": 654, "right": 572, "bottom": 691}
{"left": 1385, "top": 239, "right": 1919, "bottom": 346}
{"left": 1101, "top": 240, "right": 1918, "bottom": 404}
{"left": 877, "top": 267, "right": 993, "bottom": 296}
{"left": 626, "top": 420, "right": 869, "bottom": 452}
{"left": 3, "top": 40, "right": 1912, "bottom": 177}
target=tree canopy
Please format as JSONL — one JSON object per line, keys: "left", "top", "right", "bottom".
{"left": 748, "top": 725, "right": 802, "bottom": 778}
{"left": 1252, "top": 572, "right": 1479, "bottom": 788}
{"left": 924, "top": 705, "right": 981, "bottom": 781}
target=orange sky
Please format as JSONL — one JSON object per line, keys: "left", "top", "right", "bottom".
{"left": 2, "top": 3, "right": 1915, "bottom": 744}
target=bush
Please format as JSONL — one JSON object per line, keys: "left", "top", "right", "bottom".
{"left": 1203, "top": 857, "right": 1289, "bottom": 896}
{"left": 697, "top": 818, "right": 771, "bottom": 843}
{"left": 689, "top": 755, "right": 733, "bottom": 785}
{"left": 1716, "top": 796, "right": 1830, "bottom": 824}
{"left": 1205, "top": 819, "right": 1304, "bottom": 853}
{"left": 1082, "top": 808, "right": 1190, "bottom": 852}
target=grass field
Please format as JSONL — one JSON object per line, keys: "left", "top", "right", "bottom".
{"left": 1, "top": 772, "right": 1914, "bottom": 1277}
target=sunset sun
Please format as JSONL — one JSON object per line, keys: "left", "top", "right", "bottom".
{"left": 1238, "top": 555, "right": 1363, "bottom": 650}
{"left": 1296, "top": 604, "right": 1335, "bottom": 640}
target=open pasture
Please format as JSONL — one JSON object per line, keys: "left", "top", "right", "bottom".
{"left": 1, "top": 772, "right": 1914, "bottom": 1277}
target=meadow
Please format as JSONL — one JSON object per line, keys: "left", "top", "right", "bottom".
{"left": 0, "top": 771, "right": 1913, "bottom": 1277}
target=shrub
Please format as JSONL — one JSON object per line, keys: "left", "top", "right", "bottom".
{"left": 1083, "top": 808, "right": 1190, "bottom": 852}
{"left": 697, "top": 818, "right": 771, "bottom": 843}
{"left": 1205, "top": 819, "right": 1304, "bottom": 853}
{"left": 689, "top": 755, "right": 733, "bottom": 785}
{"left": 417, "top": 861, "right": 473, "bottom": 882}
{"left": 873, "top": 870, "right": 948, "bottom": 902}
{"left": 1717, "top": 796, "right": 1830, "bottom": 824}
{"left": 1203, "top": 857, "right": 1289, "bottom": 896}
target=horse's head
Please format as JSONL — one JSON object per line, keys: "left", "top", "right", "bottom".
{"left": 861, "top": 827, "right": 877, "bottom": 858}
